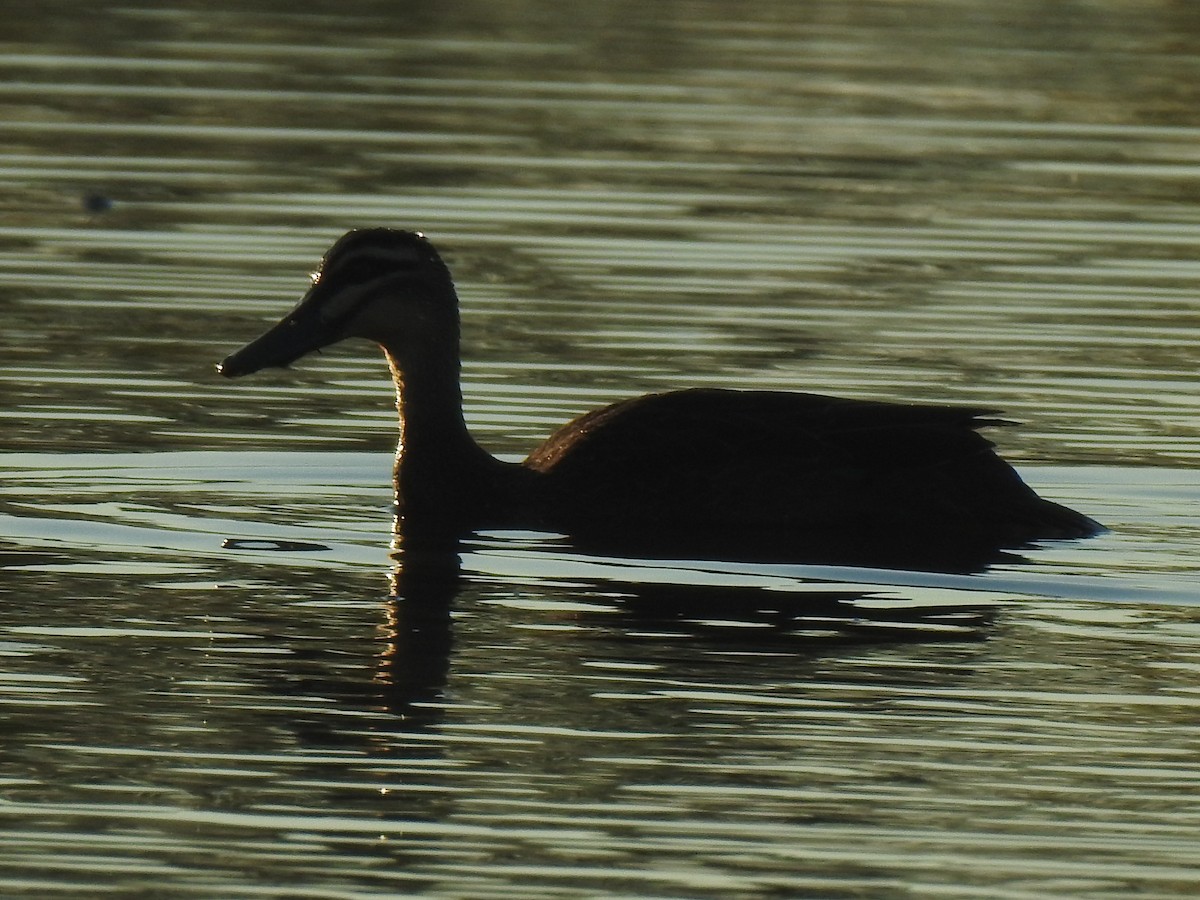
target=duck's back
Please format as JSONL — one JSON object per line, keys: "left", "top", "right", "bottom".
{"left": 523, "top": 389, "right": 1098, "bottom": 558}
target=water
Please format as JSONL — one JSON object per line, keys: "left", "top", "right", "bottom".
{"left": 1, "top": 1, "right": 1199, "bottom": 897}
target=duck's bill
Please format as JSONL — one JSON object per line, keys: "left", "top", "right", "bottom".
{"left": 217, "top": 293, "right": 332, "bottom": 378}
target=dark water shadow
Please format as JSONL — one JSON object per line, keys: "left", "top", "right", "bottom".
{"left": 599, "top": 581, "right": 997, "bottom": 644}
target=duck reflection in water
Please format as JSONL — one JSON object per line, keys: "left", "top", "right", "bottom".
{"left": 218, "top": 228, "right": 1101, "bottom": 574}
{"left": 380, "top": 523, "right": 1007, "bottom": 729}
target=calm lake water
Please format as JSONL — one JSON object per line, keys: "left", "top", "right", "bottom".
{"left": 2, "top": 1, "right": 1200, "bottom": 897}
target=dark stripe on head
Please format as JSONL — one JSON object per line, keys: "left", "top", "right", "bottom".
{"left": 307, "top": 229, "right": 451, "bottom": 331}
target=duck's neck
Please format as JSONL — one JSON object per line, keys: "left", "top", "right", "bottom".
{"left": 383, "top": 343, "right": 507, "bottom": 520}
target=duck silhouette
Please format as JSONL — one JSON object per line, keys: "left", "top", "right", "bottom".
{"left": 218, "top": 229, "right": 1101, "bottom": 571}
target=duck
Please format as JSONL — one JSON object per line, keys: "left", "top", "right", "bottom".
{"left": 218, "top": 228, "right": 1101, "bottom": 570}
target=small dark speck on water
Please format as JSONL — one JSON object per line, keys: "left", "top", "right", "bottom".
{"left": 82, "top": 192, "right": 114, "bottom": 214}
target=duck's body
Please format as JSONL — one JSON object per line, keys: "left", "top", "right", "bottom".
{"left": 218, "top": 229, "right": 1100, "bottom": 569}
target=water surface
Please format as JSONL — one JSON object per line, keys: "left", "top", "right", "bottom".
{"left": 1, "top": 2, "right": 1199, "bottom": 897}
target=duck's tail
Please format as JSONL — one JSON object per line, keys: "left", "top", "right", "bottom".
{"left": 1032, "top": 498, "right": 1105, "bottom": 541}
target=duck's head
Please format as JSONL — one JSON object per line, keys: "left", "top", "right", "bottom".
{"left": 217, "top": 229, "right": 456, "bottom": 378}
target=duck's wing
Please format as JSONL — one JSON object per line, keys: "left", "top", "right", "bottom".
{"left": 525, "top": 388, "right": 1001, "bottom": 486}
{"left": 524, "top": 388, "right": 1098, "bottom": 551}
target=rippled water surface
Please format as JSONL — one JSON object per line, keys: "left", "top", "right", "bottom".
{"left": 2, "top": 2, "right": 1200, "bottom": 897}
